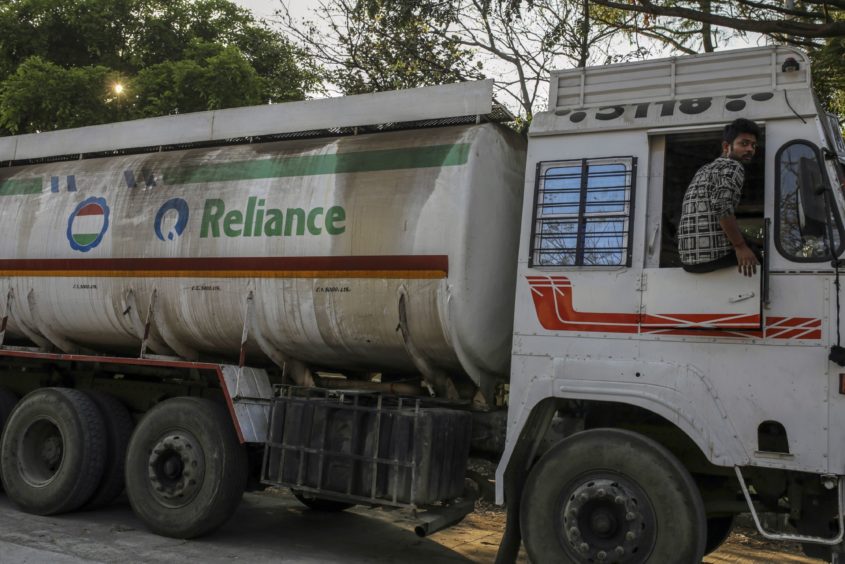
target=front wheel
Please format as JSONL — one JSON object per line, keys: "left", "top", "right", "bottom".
{"left": 125, "top": 397, "right": 247, "bottom": 538}
{"left": 520, "top": 428, "right": 706, "bottom": 563}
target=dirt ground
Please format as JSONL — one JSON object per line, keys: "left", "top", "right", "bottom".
{"left": 421, "top": 500, "right": 825, "bottom": 563}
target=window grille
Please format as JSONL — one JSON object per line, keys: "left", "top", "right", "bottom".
{"left": 530, "top": 157, "right": 636, "bottom": 267}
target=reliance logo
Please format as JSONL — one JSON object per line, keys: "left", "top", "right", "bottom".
{"left": 200, "top": 197, "right": 346, "bottom": 238}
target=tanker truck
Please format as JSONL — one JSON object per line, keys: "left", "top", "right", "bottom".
{"left": 2, "top": 45, "right": 845, "bottom": 563}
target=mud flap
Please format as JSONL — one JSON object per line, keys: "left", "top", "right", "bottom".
{"left": 495, "top": 399, "right": 557, "bottom": 564}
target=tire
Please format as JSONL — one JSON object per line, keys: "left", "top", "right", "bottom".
{"left": 125, "top": 397, "right": 247, "bottom": 538}
{"left": 0, "top": 388, "right": 18, "bottom": 490}
{"left": 0, "top": 387, "right": 106, "bottom": 515}
{"left": 0, "top": 388, "right": 18, "bottom": 431}
{"left": 82, "top": 391, "right": 135, "bottom": 510}
{"left": 293, "top": 491, "right": 354, "bottom": 512}
{"left": 520, "top": 428, "right": 707, "bottom": 564}
{"left": 704, "top": 516, "right": 734, "bottom": 555}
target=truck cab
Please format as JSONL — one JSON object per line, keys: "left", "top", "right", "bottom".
{"left": 499, "top": 46, "right": 845, "bottom": 562}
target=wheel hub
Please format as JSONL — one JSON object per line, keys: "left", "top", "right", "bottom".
{"left": 147, "top": 432, "right": 205, "bottom": 507}
{"left": 560, "top": 478, "right": 655, "bottom": 563}
{"left": 19, "top": 418, "right": 64, "bottom": 486}
{"left": 40, "top": 435, "right": 62, "bottom": 469}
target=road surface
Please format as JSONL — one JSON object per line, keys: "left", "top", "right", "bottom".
{"left": 0, "top": 489, "right": 823, "bottom": 563}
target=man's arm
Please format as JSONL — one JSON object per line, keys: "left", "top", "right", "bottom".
{"left": 719, "top": 215, "right": 759, "bottom": 277}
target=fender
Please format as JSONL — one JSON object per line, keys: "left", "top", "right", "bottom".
{"left": 496, "top": 358, "right": 751, "bottom": 505}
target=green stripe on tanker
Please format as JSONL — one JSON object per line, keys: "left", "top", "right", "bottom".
{"left": 163, "top": 143, "right": 471, "bottom": 185}
{"left": 0, "top": 178, "right": 41, "bottom": 196}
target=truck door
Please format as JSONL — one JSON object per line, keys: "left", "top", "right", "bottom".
{"left": 640, "top": 269, "right": 761, "bottom": 331}
{"left": 642, "top": 131, "right": 764, "bottom": 332}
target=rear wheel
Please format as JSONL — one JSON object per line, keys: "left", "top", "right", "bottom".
{"left": 125, "top": 397, "right": 247, "bottom": 538}
{"left": 520, "top": 428, "right": 706, "bottom": 564}
{"left": 0, "top": 388, "right": 18, "bottom": 431}
{"left": 0, "top": 388, "right": 18, "bottom": 489}
{"left": 0, "top": 388, "right": 106, "bottom": 515}
{"left": 82, "top": 391, "right": 135, "bottom": 509}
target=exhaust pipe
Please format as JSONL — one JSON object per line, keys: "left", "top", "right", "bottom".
{"left": 413, "top": 498, "right": 475, "bottom": 538}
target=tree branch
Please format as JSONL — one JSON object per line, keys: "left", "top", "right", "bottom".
{"left": 588, "top": 0, "right": 845, "bottom": 37}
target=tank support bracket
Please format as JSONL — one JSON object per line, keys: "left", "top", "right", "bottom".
{"left": 221, "top": 364, "right": 273, "bottom": 443}
{"left": 397, "top": 292, "right": 458, "bottom": 400}
{"left": 4, "top": 288, "right": 51, "bottom": 351}
{"left": 127, "top": 289, "right": 174, "bottom": 358}
{"left": 141, "top": 289, "right": 198, "bottom": 360}
{"left": 242, "top": 291, "right": 315, "bottom": 387}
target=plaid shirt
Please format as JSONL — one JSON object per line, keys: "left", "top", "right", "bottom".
{"left": 678, "top": 157, "right": 745, "bottom": 265}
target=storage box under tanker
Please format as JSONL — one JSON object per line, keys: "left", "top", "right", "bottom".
{"left": 0, "top": 122, "right": 525, "bottom": 396}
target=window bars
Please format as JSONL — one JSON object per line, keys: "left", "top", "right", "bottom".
{"left": 531, "top": 157, "right": 636, "bottom": 267}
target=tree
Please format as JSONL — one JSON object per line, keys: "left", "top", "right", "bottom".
{"left": 277, "top": 0, "right": 480, "bottom": 95}
{"left": 810, "top": 34, "right": 845, "bottom": 115}
{"left": 280, "top": 0, "right": 652, "bottom": 121}
{"left": 0, "top": 57, "right": 117, "bottom": 134}
{"left": 437, "top": 0, "right": 645, "bottom": 118}
{"left": 585, "top": 0, "right": 845, "bottom": 41}
{"left": 0, "top": 0, "right": 319, "bottom": 134}
{"left": 346, "top": 0, "right": 845, "bottom": 117}
{"left": 370, "top": 0, "right": 845, "bottom": 39}
{"left": 132, "top": 41, "right": 263, "bottom": 118}
{"left": 564, "top": 1, "right": 845, "bottom": 114}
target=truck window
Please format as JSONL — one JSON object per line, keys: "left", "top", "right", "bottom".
{"left": 775, "top": 140, "right": 844, "bottom": 261}
{"left": 659, "top": 131, "right": 765, "bottom": 267}
{"left": 530, "top": 157, "right": 635, "bottom": 267}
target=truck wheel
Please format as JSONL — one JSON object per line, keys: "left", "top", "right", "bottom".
{"left": 293, "top": 491, "right": 354, "bottom": 512}
{"left": 0, "top": 388, "right": 18, "bottom": 431}
{"left": 520, "top": 428, "right": 706, "bottom": 564}
{"left": 0, "top": 387, "right": 18, "bottom": 489}
{"left": 704, "top": 516, "right": 734, "bottom": 555}
{"left": 125, "top": 397, "right": 247, "bottom": 538}
{"left": 82, "top": 391, "right": 135, "bottom": 509}
{"left": 0, "top": 388, "right": 106, "bottom": 515}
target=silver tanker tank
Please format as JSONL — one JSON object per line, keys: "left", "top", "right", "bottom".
{"left": 0, "top": 81, "right": 525, "bottom": 399}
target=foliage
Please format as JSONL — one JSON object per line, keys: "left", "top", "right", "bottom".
{"left": 334, "top": 0, "right": 845, "bottom": 118}
{"left": 811, "top": 37, "right": 845, "bottom": 116}
{"left": 368, "top": 0, "right": 845, "bottom": 39}
{"left": 132, "top": 41, "right": 263, "bottom": 118}
{"left": 0, "top": 0, "right": 319, "bottom": 134}
{"left": 278, "top": 0, "right": 480, "bottom": 95}
{"left": 279, "top": 0, "right": 662, "bottom": 119}
{"left": 0, "top": 57, "right": 116, "bottom": 134}
{"left": 439, "top": 0, "right": 647, "bottom": 118}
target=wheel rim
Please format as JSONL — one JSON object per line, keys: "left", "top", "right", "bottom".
{"left": 18, "top": 417, "right": 64, "bottom": 487}
{"left": 146, "top": 430, "right": 205, "bottom": 508}
{"left": 557, "top": 474, "right": 657, "bottom": 563}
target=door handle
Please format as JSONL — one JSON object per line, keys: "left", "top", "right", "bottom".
{"left": 729, "top": 292, "right": 756, "bottom": 303}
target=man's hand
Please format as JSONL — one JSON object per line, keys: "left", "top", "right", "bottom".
{"left": 735, "top": 243, "right": 759, "bottom": 277}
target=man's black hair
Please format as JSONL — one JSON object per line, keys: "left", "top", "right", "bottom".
{"left": 723, "top": 118, "right": 761, "bottom": 144}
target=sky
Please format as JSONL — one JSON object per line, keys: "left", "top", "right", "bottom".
{"left": 233, "top": 0, "right": 315, "bottom": 22}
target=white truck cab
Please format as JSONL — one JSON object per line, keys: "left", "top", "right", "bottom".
{"left": 497, "top": 46, "right": 845, "bottom": 563}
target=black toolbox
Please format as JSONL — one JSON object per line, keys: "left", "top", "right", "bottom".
{"left": 262, "top": 389, "right": 472, "bottom": 507}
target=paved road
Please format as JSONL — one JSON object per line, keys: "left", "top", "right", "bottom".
{"left": 0, "top": 490, "right": 492, "bottom": 563}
